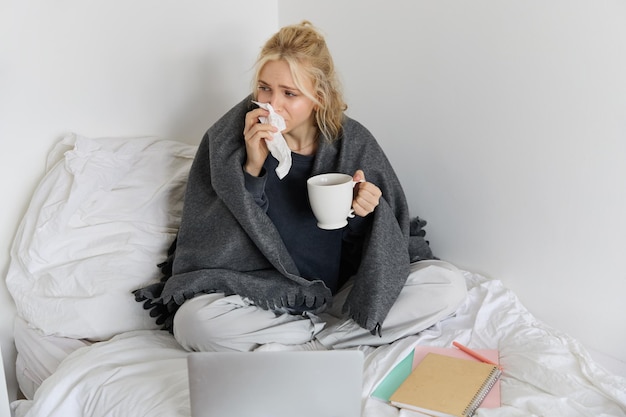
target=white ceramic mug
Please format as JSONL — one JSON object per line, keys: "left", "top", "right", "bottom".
{"left": 307, "top": 173, "right": 360, "bottom": 230}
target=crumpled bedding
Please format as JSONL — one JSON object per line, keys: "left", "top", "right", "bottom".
{"left": 6, "top": 134, "right": 196, "bottom": 340}
{"left": 12, "top": 271, "right": 626, "bottom": 417}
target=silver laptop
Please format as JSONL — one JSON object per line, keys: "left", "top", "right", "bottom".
{"left": 187, "top": 350, "right": 364, "bottom": 417}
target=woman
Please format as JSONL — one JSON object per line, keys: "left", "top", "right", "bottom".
{"left": 135, "top": 21, "right": 467, "bottom": 352}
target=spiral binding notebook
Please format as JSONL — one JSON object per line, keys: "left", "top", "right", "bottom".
{"left": 389, "top": 352, "right": 502, "bottom": 417}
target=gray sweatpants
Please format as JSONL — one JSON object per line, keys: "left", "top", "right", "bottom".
{"left": 173, "top": 260, "right": 468, "bottom": 352}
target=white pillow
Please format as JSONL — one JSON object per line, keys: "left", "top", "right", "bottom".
{"left": 7, "top": 133, "right": 197, "bottom": 340}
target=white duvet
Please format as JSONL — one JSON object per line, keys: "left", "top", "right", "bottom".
{"left": 12, "top": 271, "right": 626, "bottom": 417}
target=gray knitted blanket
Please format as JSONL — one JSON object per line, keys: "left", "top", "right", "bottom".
{"left": 135, "top": 96, "right": 433, "bottom": 335}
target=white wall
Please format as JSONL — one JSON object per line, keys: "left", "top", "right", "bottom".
{"left": 0, "top": 0, "right": 278, "bottom": 401}
{"left": 279, "top": 0, "right": 626, "bottom": 363}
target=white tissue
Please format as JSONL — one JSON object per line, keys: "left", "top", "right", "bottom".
{"left": 253, "top": 101, "right": 292, "bottom": 179}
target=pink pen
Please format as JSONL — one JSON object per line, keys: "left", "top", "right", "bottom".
{"left": 453, "top": 341, "right": 503, "bottom": 370}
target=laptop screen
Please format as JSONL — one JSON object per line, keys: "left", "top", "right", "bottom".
{"left": 187, "top": 350, "right": 364, "bottom": 417}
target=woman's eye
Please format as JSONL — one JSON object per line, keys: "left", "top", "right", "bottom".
{"left": 285, "top": 91, "right": 296, "bottom": 97}
{"left": 258, "top": 86, "right": 270, "bottom": 92}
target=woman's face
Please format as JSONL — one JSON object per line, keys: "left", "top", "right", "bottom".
{"left": 256, "top": 60, "right": 317, "bottom": 138}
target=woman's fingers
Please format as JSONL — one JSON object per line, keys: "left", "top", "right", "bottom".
{"left": 352, "top": 170, "right": 382, "bottom": 217}
{"left": 243, "top": 108, "right": 277, "bottom": 176}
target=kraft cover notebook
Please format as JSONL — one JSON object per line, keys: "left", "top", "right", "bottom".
{"left": 371, "top": 345, "right": 501, "bottom": 409}
{"left": 389, "top": 352, "right": 502, "bottom": 417}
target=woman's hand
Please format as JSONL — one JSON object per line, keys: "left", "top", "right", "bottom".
{"left": 352, "top": 170, "right": 382, "bottom": 217}
{"left": 242, "top": 107, "right": 278, "bottom": 176}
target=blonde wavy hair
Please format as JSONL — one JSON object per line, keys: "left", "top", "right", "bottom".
{"left": 252, "top": 21, "right": 347, "bottom": 142}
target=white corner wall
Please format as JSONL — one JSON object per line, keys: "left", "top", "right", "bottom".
{"left": 279, "top": 0, "right": 626, "bottom": 364}
{"left": 0, "top": 0, "right": 278, "bottom": 402}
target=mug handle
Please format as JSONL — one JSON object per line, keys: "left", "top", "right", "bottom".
{"left": 348, "top": 179, "right": 365, "bottom": 219}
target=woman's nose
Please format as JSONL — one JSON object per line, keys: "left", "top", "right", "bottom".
{"left": 269, "top": 93, "right": 283, "bottom": 112}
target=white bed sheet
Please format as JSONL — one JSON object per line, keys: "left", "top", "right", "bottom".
{"left": 11, "top": 270, "right": 626, "bottom": 417}
{"left": 13, "top": 316, "right": 92, "bottom": 400}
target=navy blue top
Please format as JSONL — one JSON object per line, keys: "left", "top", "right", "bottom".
{"left": 244, "top": 153, "right": 368, "bottom": 294}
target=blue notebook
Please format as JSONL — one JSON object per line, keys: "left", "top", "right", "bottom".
{"left": 370, "top": 349, "right": 415, "bottom": 402}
